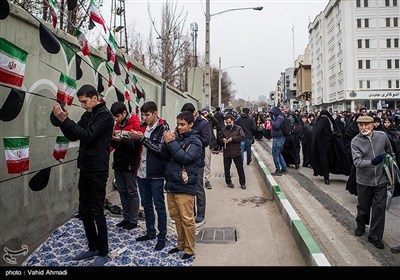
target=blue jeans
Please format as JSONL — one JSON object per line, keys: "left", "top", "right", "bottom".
{"left": 137, "top": 177, "right": 167, "bottom": 240}
{"left": 272, "top": 136, "right": 287, "bottom": 172}
{"left": 240, "top": 139, "right": 253, "bottom": 163}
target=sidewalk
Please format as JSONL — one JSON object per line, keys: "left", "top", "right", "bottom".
{"left": 192, "top": 151, "right": 305, "bottom": 266}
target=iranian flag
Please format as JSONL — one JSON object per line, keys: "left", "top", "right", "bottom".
{"left": 57, "top": 73, "right": 77, "bottom": 105}
{"left": 0, "top": 38, "right": 28, "bottom": 87}
{"left": 107, "top": 33, "right": 117, "bottom": 62}
{"left": 76, "top": 29, "right": 90, "bottom": 56}
{"left": 90, "top": 0, "right": 107, "bottom": 33}
{"left": 53, "top": 136, "right": 69, "bottom": 160}
{"left": 43, "top": 0, "right": 59, "bottom": 28}
{"left": 3, "top": 137, "right": 29, "bottom": 174}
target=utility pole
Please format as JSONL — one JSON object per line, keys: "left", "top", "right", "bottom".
{"left": 204, "top": 0, "right": 211, "bottom": 106}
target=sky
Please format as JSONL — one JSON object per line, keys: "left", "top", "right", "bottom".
{"left": 100, "top": 0, "right": 329, "bottom": 101}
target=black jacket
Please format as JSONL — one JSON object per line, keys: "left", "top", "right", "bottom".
{"left": 60, "top": 102, "right": 114, "bottom": 172}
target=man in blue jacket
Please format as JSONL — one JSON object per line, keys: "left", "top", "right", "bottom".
{"left": 269, "top": 106, "right": 288, "bottom": 176}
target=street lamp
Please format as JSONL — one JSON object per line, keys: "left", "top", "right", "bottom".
{"left": 204, "top": 0, "right": 263, "bottom": 106}
{"left": 218, "top": 57, "right": 244, "bottom": 109}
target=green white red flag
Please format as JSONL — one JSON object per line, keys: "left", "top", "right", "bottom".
{"left": 76, "top": 29, "right": 90, "bottom": 56}
{"left": 0, "top": 38, "right": 28, "bottom": 87}
{"left": 43, "top": 0, "right": 59, "bottom": 28}
{"left": 90, "top": 0, "right": 107, "bottom": 33}
{"left": 3, "top": 137, "right": 29, "bottom": 174}
{"left": 57, "top": 73, "right": 77, "bottom": 105}
{"left": 53, "top": 136, "right": 69, "bottom": 160}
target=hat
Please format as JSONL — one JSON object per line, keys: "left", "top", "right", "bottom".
{"left": 201, "top": 106, "right": 210, "bottom": 113}
{"left": 357, "top": 116, "right": 374, "bottom": 123}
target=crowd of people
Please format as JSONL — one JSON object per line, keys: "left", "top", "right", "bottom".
{"left": 51, "top": 85, "right": 399, "bottom": 266}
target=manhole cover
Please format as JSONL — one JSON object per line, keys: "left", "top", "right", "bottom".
{"left": 196, "top": 227, "right": 237, "bottom": 244}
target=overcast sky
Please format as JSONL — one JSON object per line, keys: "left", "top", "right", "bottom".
{"left": 101, "top": 0, "right": 329, "bottom": 101}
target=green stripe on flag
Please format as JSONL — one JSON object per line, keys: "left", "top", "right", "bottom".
{"left": 56, "top": 136, "right": 69, "bottom": 144}
{"left": 0, "top": 38, "right": 28, "bottom": 63}
{"left": 59, "top": 73, "right": 77, "bottom": 88}
{"left": 3, "top": 137, "right": 29, "bottom": 150}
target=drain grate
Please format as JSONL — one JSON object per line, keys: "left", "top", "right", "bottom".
{"left": 196, "top": 227, "right": 237, "bottom": 244}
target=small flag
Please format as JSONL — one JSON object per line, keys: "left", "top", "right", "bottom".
{"left": 124, "top": 90, "right": 131, "bottom": 101}
{"left": 53, "top": 136, "right": 69, "bottom": 160}
{"left": 107, "top": 33, "right": 117, "bottom": 62}
{"left": 3, "top": 137, "right": 29, "bottom": 174}
{"left": 43, "top": 0, "right": 59, "bottom": 28}
{"left": 90, "top": 0, "right": 107, "bottom": 33}
{"left": 57, "top": 73, "right": 77, "bottom": 105}
{"left": 0, "top": 38, "right": 28, "bottom": 87}
{"left": 76, "top": 29, "right": 90, "bottom": 56}
{"left": 106, "top": 64, "right": 113, "bottom": 87}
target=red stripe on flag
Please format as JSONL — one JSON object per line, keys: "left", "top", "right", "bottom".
{"left": 53, "top": 150, "right": 67, "bottom": 161}
{"left": 57, "top": 91, "right": 74, "bottom": 105}
{"left": 0, "top": 68, "right": 24, "bottom": 87}
{"left": 6, "top": 159, "right": 29, "bottom": 174}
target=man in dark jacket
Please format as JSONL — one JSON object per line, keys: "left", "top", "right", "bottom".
{"left": 236, "top": 108, "right": 257, "bottom": 165}
{"left": 181, "top": 103, "right": 210, "bottom": 226}
{"left": 129, "top": 101, "right": 169, "bottom": 251}
{"left": 52, "top": 85, "right": 114, "bottom": 266}
{"left": 163, "top": 111, "right": 202, "bottom": 260}
{"left": 110, "top": 102, "right": 141, "bottom": 230}
{"left": 219, "top": 115, "right": 246, "bottom": 189}
{"left": 269, "top": 106, "right": 288, "bottom": 176}
{"left": 214, "top": 107, "right": 225, "bottom": 151}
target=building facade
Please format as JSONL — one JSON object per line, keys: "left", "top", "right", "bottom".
{"left": 308, "top": 0, "right": 400, "bottom": 112}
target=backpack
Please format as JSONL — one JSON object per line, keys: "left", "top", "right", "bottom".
{"left": 281, "top": 116, "right": 292, "bottom": 136}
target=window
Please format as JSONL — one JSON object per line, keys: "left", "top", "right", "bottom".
{"left": 394, "top": 18, "right": 398, "bottom": 26}
{"left": 395, "top": 38, "right": 399, "bottom": 48}
{"left": 395, "top": 59, "right": 400, "bottom": 68}
{"left": 387, "top": 38, "right": 392, "bottom": 48}
{"left": 396, "top": 80, "right": 400, "bottom": 88}
{"left": 365, "top": 39, "right": 370, "bottom": 48}
{"left": 339, "top": 62, "right": 342, "bottom": 72}
{"left": 366, "top": 60, "right": 371, "bottom": 69}
{"left": 387, "top": 59, "right": 392, "bottom": 69}
{"left": 356, "top": 0, "right": 361, "bottom": 7}
{"left": 386, "top": 18, "right": 391, "bottom": 27}
{"left": 385, "top": 0, "right": 390, "bottom": 6}
{"left": 364, "top": 0, "right": 368, "bottom": 7}
{"left": 367, "top": 80, "right": 371, "bottom": 88}
{"left": 359, "top": 80, "right": 363, "bottom": 88}
{"left": 338, "top": 42, "right": 342, "bottom": 51}
{"left": 358, "top": 60, "right": 363, "bottom": 69}
{"left": 388, "top": 80, "right": 392, "bottom": 88}
{"left": 358, "top": 39, "right": 362, "bottom": 48}
{"left": 357, "top": 18, "right": 362, "bottom": 28}
{"left": 365, "top": 19, "right": 369, "bottom": 27}
{"left": 394, "top": 0, "right": 398, "bottom": 6}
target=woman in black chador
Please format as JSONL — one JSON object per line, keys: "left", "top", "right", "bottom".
{"left": 311, "top": 110, "right": 350, "bottom": 185}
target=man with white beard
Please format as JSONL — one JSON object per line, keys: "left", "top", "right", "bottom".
{"left": 351, "top": 115, "right": 393, "bottom": 250}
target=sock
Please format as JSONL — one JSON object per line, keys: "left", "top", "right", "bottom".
{"left": 73, "top": 250, "right": 98, "bottom": 261}
{"left": 88, "top": 256, "right": 110, "bottom": 266}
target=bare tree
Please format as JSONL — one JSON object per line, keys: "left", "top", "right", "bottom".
{"left": 126, "top": 23, "right": 146, "bottom": 66}
{"left": 210, "top": 67, "right": 235, "bottom": 108}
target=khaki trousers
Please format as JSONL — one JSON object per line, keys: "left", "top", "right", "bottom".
{"left": 167, "top": 193, "right": 196, "bottom": 255}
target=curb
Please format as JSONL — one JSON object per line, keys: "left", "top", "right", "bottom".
{"left": 252, "top": 148, "right": 331, "bottom": 266}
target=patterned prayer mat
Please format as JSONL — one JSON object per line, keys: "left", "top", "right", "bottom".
{"left": 22, "top": 216, "right": 193, "bottom": 266}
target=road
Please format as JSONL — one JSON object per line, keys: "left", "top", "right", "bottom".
{"left": 254, "top": 140, "right": 400, "bottom": 266}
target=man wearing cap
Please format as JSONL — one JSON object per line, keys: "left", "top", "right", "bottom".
{"left": 351, "top": 115, "right": 393, "bottom": 249}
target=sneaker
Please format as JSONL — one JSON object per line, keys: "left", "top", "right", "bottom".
{"left": 204, "top": 181, "right": 212, "bottom": 189}
{"left": 195, "top": 218, "right": 206, "bottom": 228}
{"left": 282, "top": 169, "right": 288, "bottom": 174}
{"left": 271, "top": 171, "right": 282, "bottom": 176}
{"left": 368, "top": 237, "right": 384, "bottom": 249}
{"left": 241, "top": 185, "right": 246, "bottom": 189}
{"left": 227, "top": 183, "right": 235, "bottom": 188}
{"left": 391, "top": 245, "right": 400, "bottom": 254}
{"left": 247, "top": 158, "right": 252, "bottom": 165}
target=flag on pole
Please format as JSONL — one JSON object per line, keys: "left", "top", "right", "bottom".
{"left": 89, "top": 0, "right": 107, "bottom": 33}
{"left": 107, "top": 33, "right": 117, "bottom": 62}
{"left": 0, "top": 38, "right": 28, "bottom": 87}
{"left": 106, "top": 64, "right": 113, "bottom": 87}
{"left": 57, "top": 73, "right": 77, "bottom": 105}
{"left": 3, "top": 137, "right": 29, "bottom": 174}
{"left": 76, "top": 29, "right": 90, "bottom": 56}
{"left": 53, "top": 136, "right": 69, "bottom": 160}
{"left": 43, "top": 0, "right": 59, "bottom": 28}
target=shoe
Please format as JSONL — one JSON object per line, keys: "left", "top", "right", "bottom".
{"left": 195, "top": 218, "right": 206, "bottom": 228}
{"left": 354, "top": 227, "right": 365, "bottom": 236}
{"left": 271, "top": 171, "right": 282, "bottom": 176}
{"left": 123, "top": 222, "right": 137, "bottom": 230}
{"left": 88, "top": 256, "right": 110, "bottom": 266}
{"left": 241, "top": 185, "right": 246, "bottom": 189}
{"left": 154, "top": 240, "right": 165, "bottom": 251}
{"left": 168, "top": 247, "right": 182, "bottom": 254}
{"left": 73, "top": 250, "right": 98, "bottom": 261}
{"left": 116, "top": 220, "right": 129, "bottom": 227}
{"left": 204, "top": 181, "right": 212, "bottom": 189}
{"left": 182, "top": 253, "right": 194, "bottom": 260}
{"left": 136, "top": 235, "right": 156, "bottom": 242}
{"left": 227, "top": 183, "right": 235, "bottom": 188}
{"left": 282, "top": 169, "right": 288, "bottom": 174}
{"left": 391, "top": 245, "right": 400, "bottom": 254}
{"left": 295, "top": 164, "right": 300, "bottom": 169}
{"left": 247, "top": 158, "right": 252, "bottom": 165}
{"left": 368, "top": 237, "right": 384, "bottom": 249}
{"left": 138, "top": 210, "right": 145, "bottom": 220}
{"left": 324, "top": 179, "right": 330, "bottom": 185}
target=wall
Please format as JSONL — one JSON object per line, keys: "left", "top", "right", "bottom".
{"left": 0, "top": 4, "right": 202, "bottom": 265}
